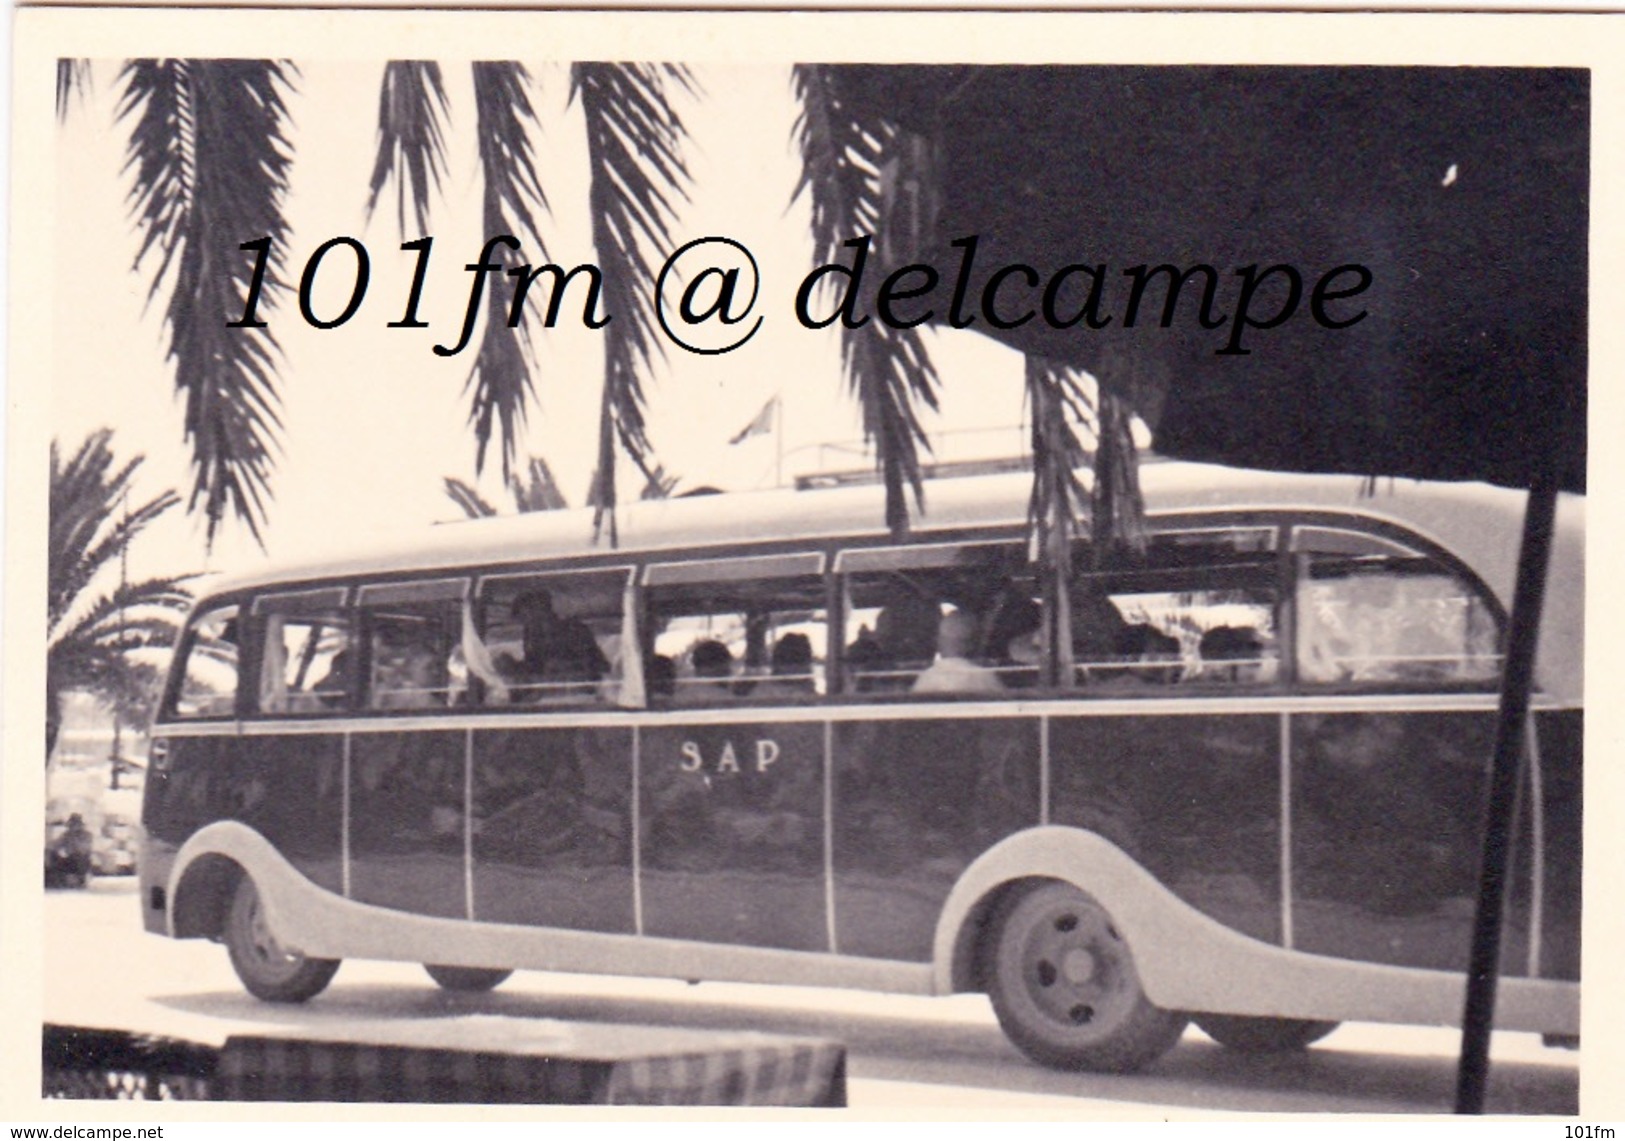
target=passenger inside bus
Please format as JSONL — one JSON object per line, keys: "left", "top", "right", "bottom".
{"left": 912, "top": 610, "right": 1005, "bottom": 695}
{"left": 314, "top": 649, "right": 352, "bottom": 708}
{"left": 370, "top": 623, "right": 442, "bottom": 709}
{"left": 1199, "top": 625, "right": 1266, "bottom": 683}
{"left": 499, "top": 589, "right": 609, "bottom": 701}
{"left": 846, "top": 591, "right": 939, "bottom": 691}
{"left": 680, "top": 639, "right": 735, "bottom": 702}
{"left": 988, "top": 597, "right": 1043, "bottom": 687}
{"left": 646, "top": 653, "right": 677, "bottom": 698}
{"left": 755, "top": 633, "right": 817, "bottom": 699}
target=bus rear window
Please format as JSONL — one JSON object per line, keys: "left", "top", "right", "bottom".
{"left": 170, "top": 604, "right": 240, "bottom": 719}
{"left": 1293, "top": 526, "right": 1500, "bottom": 686}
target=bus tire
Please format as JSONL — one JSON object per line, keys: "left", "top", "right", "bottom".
{"left": 986, "top": 880, "right": 1187, "bottom": 1073}
{"left": 424, "top": 965, "right": 513, "bottom": 992}
{"left": 1195, "top": 1014, "right": 1339, "bottom": 1053}
{"left": 224, "top": 876, "right": 340, "bottom": 1003}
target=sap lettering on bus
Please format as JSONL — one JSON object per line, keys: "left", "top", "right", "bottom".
{"left": 679, "top": 738, "right": 782, "bottom": 774}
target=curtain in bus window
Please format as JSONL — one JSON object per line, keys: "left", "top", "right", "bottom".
{"left": 1071, "top": 527, "right": 1279, "bottom": 688}
{"left": 460, "top": 601, "right": 511, "bottom": 704}
{"left": 1293, "top": 527, "right": 1500, "bottom": 685}
{"left": 645, "top": 553, "right": 827, "bottom": 705}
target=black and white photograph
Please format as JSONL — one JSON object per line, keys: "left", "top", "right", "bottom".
{"left": 7, "top": 5, "right": 1618, "bottom": 1122}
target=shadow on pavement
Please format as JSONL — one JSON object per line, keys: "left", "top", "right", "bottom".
{"left": 155, "top": 981, "right": 1577, "bottom": 1115}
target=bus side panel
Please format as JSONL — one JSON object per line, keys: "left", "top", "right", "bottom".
{"left": 349, "top": 729, "right": 466, "bottom": 919}
{"left": 1536, "top": 708, "right": 1581, "bottom": 983}
{"left": 143, "top": 733, "right": 345, "bottom": 897}
{"left": 237, "top": 734, "right": 345, "bottom": 895}
{"left": 470, "top": 727, "right": 635, "bottom": 933}
{"left": 832, "top": 716, "right": 1041, "bottom": 961}
{"left": 1290, "top": 711, "right": 1532, "bottom": 974}
{"left": 1048, "top": 713, "right": 1281, "bottom": 946}
{"left": 639, "top": 721, "right": 827, "bottom": 951}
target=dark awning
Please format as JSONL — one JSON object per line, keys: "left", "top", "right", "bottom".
{"left": 831, "top": 65, "right": 1587, "bottom": 493}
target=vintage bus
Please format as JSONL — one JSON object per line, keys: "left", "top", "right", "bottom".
{"left": 138, "top": 460, "right": 1583, "bottom": 1073}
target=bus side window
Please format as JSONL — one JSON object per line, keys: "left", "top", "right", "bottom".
{"left": 252, "top": 589, "right": 351, "bottom": 715}
{"left": 170, "top": 604, "right": 240, "bottom": 718}
{"left": 1293, "top": 526, "right": 1501, "bottom": 686}
{"left": 1073, "top": 527, "right": 1279, "bottom": 688}
{"left": 644, "top": 554, "right": 828, "bottom": 705}
{"left": 476, "top": 570, "right": 627, "bottom": 706}
{"left": 838, "top": 541, "right": 1028, "bottom": 695}
{"left": 357, "top": 579, "right": 468, "bottom": 710}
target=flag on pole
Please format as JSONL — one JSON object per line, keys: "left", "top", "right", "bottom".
{"left": 729, "top": 395, "right": 778, "bottom": 444}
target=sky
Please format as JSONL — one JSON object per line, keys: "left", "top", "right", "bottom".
{"left": 53, "top": 60, "right": 1030, "bottom": 586}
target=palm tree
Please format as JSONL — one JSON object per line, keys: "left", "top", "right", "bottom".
{"left": 82, "top": 58, "right": 1135, "bottom": 552}
{"left": 445, "top": 453, "right": 677, "bottom": 519}
{"left": 47, "top": 430, "right": 193, "bottom": 760}
{"left": 444, "top": 454, "right": 570, "bottom": 518}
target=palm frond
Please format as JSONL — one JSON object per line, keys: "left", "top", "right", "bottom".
{"left": 366, "top": 61, "right": 450, "bottom": 238}
{"left": 639, "top": 462, "right": 679, "bottom": 501}
{"left": 56, "top": 59, "right": 91, "bottom": 121}
{"left": 118, "top": 59, "right": 296, "bottom": 546}
{"left": 1090, "top": 389, "right": 1148, "bottom": 564}
{"left": 444, "top": 476, "right": 498, "bottom": 519}
{"left": 49, "top": 430, "right": 182, "bottom": 630}
{"left": 51, "top": 588, "right": 192, "bottom": 652}
{"left": 573, "top": 62, "right": 694, "bottom": 542}
{"left": 512, "top": 455, "right": 570, "bottom": 512}
{"left": 793, "top": 64, "right": 938, "bottom": 538}
{"left": 463, "top": 61, "right": 549, "bottom": 482}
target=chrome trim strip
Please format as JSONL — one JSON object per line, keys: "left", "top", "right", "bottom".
{"left": 1279, "top": 711, "right": 1294, "bottom": 950}
{"left": 1526, "top": 716, "right": 1545, "bottom": 978}
{"left": 464, "top": 728, "right": 475, "bottom": 923}
{"left": 155, "top": 720, "right": 243, "bottom": 737}
{"left": 632, "top": 725, "right": 644, "bottom": 938}
{"left": 341, "top": 732, "right": 352, "bottom": 900}
{"left": 1039, "top": 714, "right": 1051, "bottom": 827}
{"left": 824, "top": 719, "right": 837, "bottom": 955}
{"left": 184, "top": 690, "right": 1558, "bottom": 737}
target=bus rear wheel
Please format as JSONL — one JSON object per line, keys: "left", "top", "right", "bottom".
{"left": 986, "top": 881, "right": 1187, "bottom": 1073}
{"left": 424, "top": 965, "right": 513, "bottom": 992}
{"left": 224, "top": 877, "right": 340, "bottom": 1003}
{"left": 1195, "top": 1014, "right": 1339, "bottom": 1053}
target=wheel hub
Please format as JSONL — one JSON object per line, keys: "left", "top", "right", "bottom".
{"left": 1060, "top": 947, "right": 1098, "bottom": 986}
{"left": 1022, "top": 904, "right": 1127, "bottom": 1030}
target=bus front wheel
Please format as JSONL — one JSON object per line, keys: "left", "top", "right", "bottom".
{"left": 986, "top": 881, "right": 1188, "bottom": 1073}
{"left": 224, "top": 877, "right": 340, "bottom": 1003}
{"left": 424, "top": 965, "right": 513, "bottom": 992}
{"left": 1195, "top": 1014, "right": 1339, "bottom": 1053}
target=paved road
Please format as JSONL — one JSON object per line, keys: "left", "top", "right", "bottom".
{"left": 43, "top": 878, "right": 1578, "bottom": 1114}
